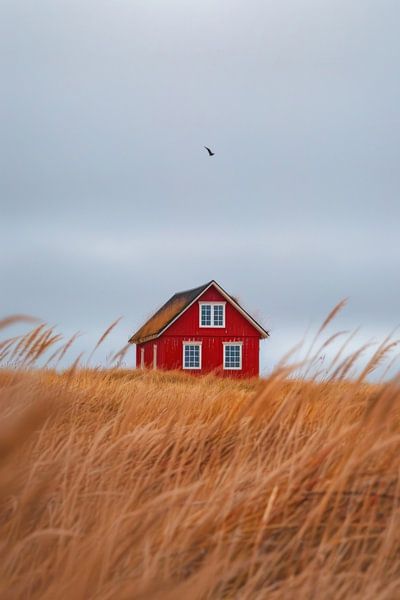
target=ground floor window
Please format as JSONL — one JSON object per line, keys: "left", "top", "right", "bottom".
{"left": 223, "top": 343, "right": 242, "bottom": 370}
{"left": 183, "top": 342, "right": 202, "bottom": 369}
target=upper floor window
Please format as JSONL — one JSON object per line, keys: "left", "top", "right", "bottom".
{"left": 199, "top": 302, "right": 225, "bottom": 328}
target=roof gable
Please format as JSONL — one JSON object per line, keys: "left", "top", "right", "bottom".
{"left": 129, "top": 282, "right": 211, "bottom": 344}
{"left": 129, "top": 280, "right": 269, "bottom": 344}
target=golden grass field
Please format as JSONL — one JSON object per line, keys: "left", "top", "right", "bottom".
{"left": 0, "top": 313, "right": 399, "bottom": 599}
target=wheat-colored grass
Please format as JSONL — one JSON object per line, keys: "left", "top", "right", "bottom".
{"left": 0, "top": 315, "right": 399, "bottom": 599}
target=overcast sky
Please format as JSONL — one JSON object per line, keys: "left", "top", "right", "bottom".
{"left": 1, "top": 1, "right": 399, "bottom": 377}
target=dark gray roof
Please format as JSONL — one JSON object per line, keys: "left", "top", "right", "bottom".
{"left": 129, "top": 282, "right": 211, "bottom": 344}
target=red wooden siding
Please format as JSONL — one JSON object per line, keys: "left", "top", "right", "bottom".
{"left": 136, "top": 336, "right": 259, "bottom": 378}
{"left": 166, "top": 286, "right": 259, "bottom": 338}
{"left": 136, "top": 286, "right": 262, "bottom": 378}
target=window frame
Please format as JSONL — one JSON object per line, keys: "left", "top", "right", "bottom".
{"left": 223, "top": 342, "right": 243, "bottom": 370}
{"left": 199, "top": 302, "right": 226, "bottom": 328}
{"left": 182, "top": 341, "right": 202, "bottom": 370}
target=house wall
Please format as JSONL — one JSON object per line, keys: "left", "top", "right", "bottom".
{"left": 136, "top": 286, "right": 261, "bottom": 378}
{"left": 158, "top": 335, "right": 259, "bottom": 378}
{"left": 166, "top": 286, "right": 259, "bottom": 338}
{"left": 135, "top": 340, "right": 155, "bottom": 369}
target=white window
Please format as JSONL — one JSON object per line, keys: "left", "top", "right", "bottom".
{"left": 223, "top": 343, "right": 242, "bottom": 370}
{"left": 183, "top": 342, "right": 202, "bottom": 369}
{"left": 199, "top": 303, "right": 225, "bottom": 328}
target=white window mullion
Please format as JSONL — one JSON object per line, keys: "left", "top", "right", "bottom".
{"left": 140, "top": 348, "right": 144, "bottom": 369}
{"left": 153, "top": 344, "right": 157, "bottom": 369}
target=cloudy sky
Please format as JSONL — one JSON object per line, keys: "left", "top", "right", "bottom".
{"left": 1, "top": 1, "right": 399, "bottom": 376}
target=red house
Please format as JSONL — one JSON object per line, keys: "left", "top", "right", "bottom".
{"left": 129, "top": 280, "right": 269, "bottom": 378}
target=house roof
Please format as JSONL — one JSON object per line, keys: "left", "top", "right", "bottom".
{"left": 128, "top": 280, "right": 269, "bottom": 344}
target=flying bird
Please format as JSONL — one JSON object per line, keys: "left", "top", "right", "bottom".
{"left": 204, "top": 146, "right": 215, "bottom": 156}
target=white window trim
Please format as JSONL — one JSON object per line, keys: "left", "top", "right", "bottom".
{"left": 199, "top": 302, "right": 226, "bottom": 328}
{"left": 153, "top": 344, "right": 157, "bottom": 370}
{"left": 140, "top": 348, "right": 145, "bottom": 369}
{"left": 182, "top": 341, "right": 202, "bottom": 370}
{"left": 223, "top": 342, "right": 243, "bottom": 370}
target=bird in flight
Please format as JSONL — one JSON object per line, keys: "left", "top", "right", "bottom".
{"left": 204, "top": 146, "right": 215, "bottom": 157}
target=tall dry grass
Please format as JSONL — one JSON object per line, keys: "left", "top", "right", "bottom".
{"left": 0, "top": 311, "right": 399, "bottom": 599}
